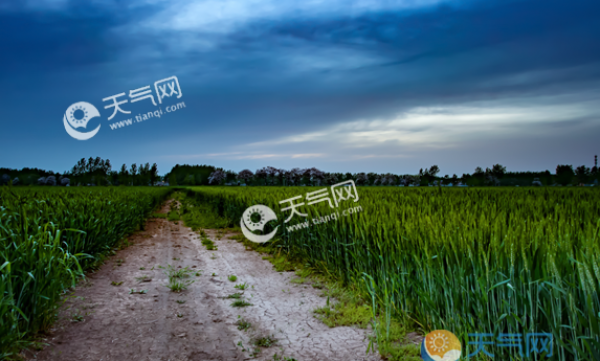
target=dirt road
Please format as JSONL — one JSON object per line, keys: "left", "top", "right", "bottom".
{"left": 24, "top": 200, "right": 380, "bottom": 361}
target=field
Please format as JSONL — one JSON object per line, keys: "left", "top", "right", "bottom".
{"left": 184, "top": 186, "right": 600, "bottom": 360}
{"left": 0, "top": 187, "right": 171, "bottom": 356}
{"left": 1, "top": 185, "right": 599, "bottom": 360}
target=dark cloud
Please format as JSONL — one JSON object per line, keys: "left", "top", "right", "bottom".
{"left": 0, "top": 0, "right": 599, "bottom": 174}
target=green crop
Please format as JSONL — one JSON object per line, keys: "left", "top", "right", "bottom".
{"left": 0, "top": 186, "right": 171, "bottom": 356}
{"left": 183, "top": 186, "right": 600, "bottom": 361}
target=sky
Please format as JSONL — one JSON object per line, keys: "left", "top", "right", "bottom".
{"left": 0, "top": 0, "right": 599, "bottom": 176}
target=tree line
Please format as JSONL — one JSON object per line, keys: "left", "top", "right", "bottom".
{"left": 1, "top": 156, "right": 598, "bottom": 187}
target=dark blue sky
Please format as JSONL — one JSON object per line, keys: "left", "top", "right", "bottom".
{"left": 1, "top": 0, "right": 599, "bottom": 176}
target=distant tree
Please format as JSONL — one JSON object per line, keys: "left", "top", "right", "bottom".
{"left": 118, "top": 164, "right": 129, "bottom": 186}
{"left": 264, "top": 166, "right": 280, "bottom": 185}
{"left": 427, "top": 165, "right": 440, "bottom": 177}
{"left": 491, "top": 164, "right": 507, "bottom": 179}
{"left": 255, "top": 167, "right": 268, "bottom": 185}
{"left": 451, "top": 174, "right": 458, "bottom": 184}
{"left": 61, "top": 177, "right": 70, "bottom": 186}
{"left": 575, "top": 165, "right": 590, "bottom": 184}
{"left": 37, "top": 177, "right": 46, "bottom": 185}
{"left": 238, "top": 169, "right": 254, "bottom": 184}
{"left": 355, "top": 173, "right": 369, "bottom": 186}
{"left": 281, "top": 169, "right": 292, "bottom": 186}
{"left": 130, "top": 164, "right": 138, "bottom": 185}
{"left": 556, "top": 165, "right": 575, "bottom": 185}
{"left": 45, "top": 176, "right": 56, "bottom": 186}
{"left": 373, "top": 176, "right": 381, "bottom": 186}
{"left": 183, "top": 175, "right": 195, "bottom": 185}
{"left": 0, "top": 174, "right": 9, "bottom": 185}
{"left": 381, "top": 173, "right": 396, "bottom": 186}
{"left": 208, "top": 169, "right": 226, "bottom": 185}
{"left": 323, "top": 172, "right": 338, "bottom": 185}
{"left": 150, "top": 163, "right": 159, "bottom": 185}
{"left": 291, "top": 168, "right": 304, "bottom": 185}
{"left": 225, "top": 170, "right": 238, "bottom": 184}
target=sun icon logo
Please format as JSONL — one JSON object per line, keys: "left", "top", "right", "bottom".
{"left": 429, "top": 332, "right": 449, "bottom": 352}
{"left": 68, "top": 104, "right": 89, "bottom": 126}
{"left": 245, "top": 207, "right": 266, "bottom": 229}
{"left": 240, "top": 205, "right": 279, "bottom": 244}
{"left": 63, "top": 101, "right": 101, "bottom": 140}
{"left": 421, "top": 330, "right": 461, "bottom": 361}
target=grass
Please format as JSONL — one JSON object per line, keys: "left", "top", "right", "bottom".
{"left": 226, "top": 292, "right": 243, "bottom": 299}
{"left": 111, "top": 281, "right": 123, "bottom": 286}
{"left": 160, "top": 264, "right": 194, "bottom": 292}
{"left": 234, "top": 282, "right": 249, "bottom": 290}
{"left": 231, "top": 299, "right": 253, "bottom": 308}
{"left": 167, "top": 279, "right": 192, "bottom": 293}
{"left": 200, "top": 236, "right": 217, "bottom": 251}
{"left": 314, "top": 298, "right": 372, "bottom": 329}
{"left": 152, "top": 213, "right": 168, "bottom": 219}
{"left": 228, "top": 275, "right": 238, "bottom": 282}
{"left": 272, "top": 354, "right": 298, "bottom": 361}
{"left": 128, "top": 289, "right": 148, "bottom": 294}
{"left": 254, "top": 335, "right": 277, "bottom": 348}
{"left": 236, "top": 316, "right": 251, "bottom": 331}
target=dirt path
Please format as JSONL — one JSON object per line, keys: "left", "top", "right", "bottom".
{"left": 24, "top": 199, "right": 381, "bottom": 361}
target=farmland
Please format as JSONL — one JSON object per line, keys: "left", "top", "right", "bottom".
{"left": 184, "top": 186, "right": 600, "bottom": 360}
{"left": 0, "top": 187, "right": 171, "bottom": 356}
{"left": 1, "top": 185, "right": 599, "bottom": 360}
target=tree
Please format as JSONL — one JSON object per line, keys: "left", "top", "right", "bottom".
{"left": 491, "top": 164, "right": 506, "bottom": 179}
{"left": 183, "top": 174, "right": 195, "bottom": 185}
{"left": 575, "top": 165, "right": 590, "bottom": 184}
{"left": 208, "top": 169, "right": 226, "bottom": 185}
{"left": 150, "top": 163, "right": 159, "bottom": 185}
{"left": 255, "top": 167, "right": 268, "bottom": 185}
{"left": 119, "top": 164, "right": 129, "bottom": 186}
{"left": 238, "top": 169, "right": 254, "bottom": 184}
{"left": 427, "top": 165, "right": 440, "bottom": 177}
{"left": 556, "top": 165, "right": 575, "bottom": 185}
{"left": 355, "top": 173, "right": 369, "bottom": 186}
{"left": 291, "top": 168, "right": 304, "bottom": 185}
{"left": 45, "top": 176, "right": 57, "bottom": 186}
{"left": 130, "top": 163, "right": 138, "bottom": 185}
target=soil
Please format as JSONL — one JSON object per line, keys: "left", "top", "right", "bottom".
{"left": 23, "top": 200, "right": 382, "bottom": 361}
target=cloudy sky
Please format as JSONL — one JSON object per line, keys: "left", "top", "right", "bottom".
{"left": 1, "top": 0, "right": 599, "bottom": 176}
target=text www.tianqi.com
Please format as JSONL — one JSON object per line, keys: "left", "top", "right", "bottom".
{"left": 109, "top": 101, "right": 186, "bottom": 130}
{"left": 286, "top": 205, "right": 363, "bottom": 232}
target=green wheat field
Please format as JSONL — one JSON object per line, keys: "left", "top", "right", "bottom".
{"left": 1, "top": 186, "right": 599, "bottom": 360}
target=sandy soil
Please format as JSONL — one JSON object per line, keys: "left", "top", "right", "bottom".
{"left": 23, "top": 200, "right": 381, "bottom": 361}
